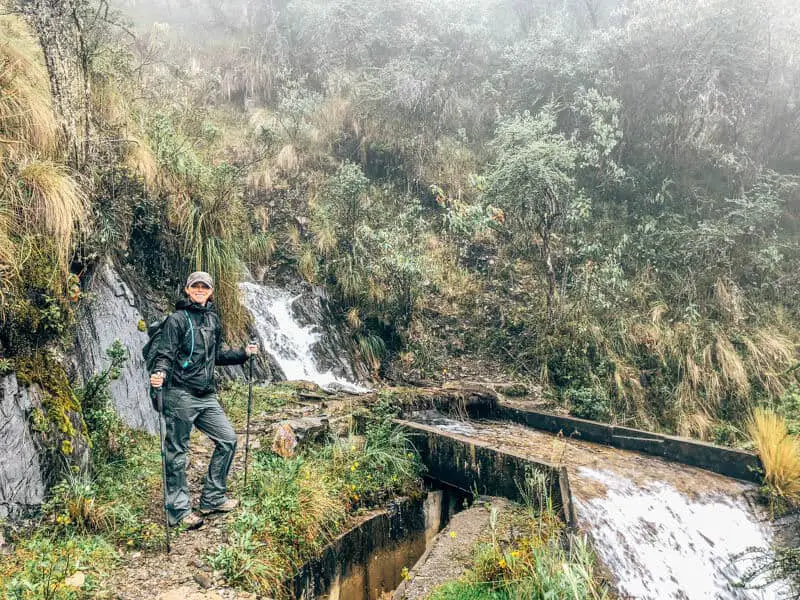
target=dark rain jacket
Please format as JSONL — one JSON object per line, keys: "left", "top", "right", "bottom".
{"left": 152, "top": 298, "right": 247, "bottom": 396}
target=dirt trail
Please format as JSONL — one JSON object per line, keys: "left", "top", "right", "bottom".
{"left": 108, "top": 431, "right": 256, "bottom": 600}
{"left": 107, "top": 397, "right": 346, "bottom": 600}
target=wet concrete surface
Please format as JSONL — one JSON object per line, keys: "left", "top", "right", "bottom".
{"left": 406, "top": 412, "right": 788, "bottom": 600}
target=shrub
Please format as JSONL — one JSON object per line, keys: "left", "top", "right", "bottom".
{"left": 566, "top": 387, "right": 612, "bottom": 422}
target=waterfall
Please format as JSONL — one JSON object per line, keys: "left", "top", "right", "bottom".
{"left": 241, "top": 281, "right": 368, "bottom": 393}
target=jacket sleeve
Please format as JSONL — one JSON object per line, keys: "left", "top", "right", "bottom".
{"left": 214, "top": 319, "right": 248, "bottom": 366}
{"left": 152, "top": 314, "right": 183, "bottom": 379}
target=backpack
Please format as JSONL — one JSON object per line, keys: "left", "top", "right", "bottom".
{"left": 142, "top": 312, "right": 196, "bottom": 411}
{"left": 143, "top": 317, "right": 168, "bottom": 411}
{"left": 142, "top": 317, "right": 168, "bottom": 374}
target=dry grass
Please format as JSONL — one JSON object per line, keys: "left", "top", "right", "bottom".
{"left": 312, "top": 221, "right": 336, "bottom": 256}
{"left": 275, "top": 143, "right": 299, "bottom": 174}
{"left": 748, "top": 408, "right": 800, "bottom": 508}
{"left": 298, "top": 248, "right": 317, "bottom": 283}
{"left": 122, "top": 136, "right": 160, "bottom": 190}
{"left": 714, "top": 333, "right": 750, "bottom": 398}
{"left": 314, "top": 97, "right": 351, "bottom": 147}
{"left": 713, "top": 278, "right": 745, "bottom": 323}
{"left": 0, "top": 15, "right": 58, "bottom": 156}
{"left": 247, "top": 165, "right": 273, "bottom": 191}
{"left": 596, "top": 304, "right": 799, "bottom": 435}
{"left": 346, "top": 307, "right": 361, "bottom": 329}
{"left": 17, "top": 160, "right": 87, "bottom": 272}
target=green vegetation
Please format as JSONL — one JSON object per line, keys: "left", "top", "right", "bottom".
{"left": 1, "top": 533, "right": 117, "bottom": 600}
{"left": 210, "top": 409, "right": 423, "bottom": 597}
{"left": 217, "top": 380, "right": 296, "bottom": 426}
{"left": 3, "top": 0, "right": 800, "bottom": 594}
{"left": 5, "top": 0, "right": 799, "bottom": 440}
{"left": 429, "top": 475, "right": 607, "bottom": 600}
{"left": 1, "top": 344, "right": 163, "bottom": 598}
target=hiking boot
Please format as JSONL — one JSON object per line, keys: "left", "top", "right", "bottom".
{"left": 199, "top": 498, "right": 239, "bottom": 516}
{"left": 176, "top": 512, "right": 204, "bottom": 530}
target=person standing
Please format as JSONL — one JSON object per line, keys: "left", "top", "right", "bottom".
{"left": 149, "top": 271, "right": 258, "bottom": 529}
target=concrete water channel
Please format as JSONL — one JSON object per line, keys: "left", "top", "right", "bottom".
{"left": 293, "top": 397, "right": 790, "bottom": 599}
{"left": 400, "top": 403, "right": 789, "bottom": 600}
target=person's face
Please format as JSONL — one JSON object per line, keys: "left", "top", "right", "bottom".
{"left": 185, "top": 282, "right": 213, "bottom": 305}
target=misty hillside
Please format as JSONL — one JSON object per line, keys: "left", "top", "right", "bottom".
{"left": 2, "top": 0, "right": 800, "bottom": 597}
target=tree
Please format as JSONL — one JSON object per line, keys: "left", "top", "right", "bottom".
{"left": 485, "top": 107, "right": 584, "bottom": 322}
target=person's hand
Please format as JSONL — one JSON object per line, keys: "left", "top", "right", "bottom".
{"left": 150, "top": 371, "right": 165, "bottom": 388}
{"left": 245, "top": 342, "right": 259, "bottom": 357}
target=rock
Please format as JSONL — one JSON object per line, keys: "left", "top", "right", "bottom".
{"left": 282, "top": 416, "right": 329, "bottom": 444}
{"left": 271, "top": 416, "right": 329, "bottom": 457}
{"left": 272, "top": 423, "right": 297, "bottom": 458}
{"left": 74, "top": 260, "right": 158, "bottom": 434}
{"left": 64, "top": 571, "right": 86, "bottom": 588}
{"left": 282, "top": 380, "right": 324, "bottom": 393}
{"left": 193, "top": 572, "right": 213, "bottom": 589}
{"left": 0, "top": 374, "right": 46, "bottom": 519}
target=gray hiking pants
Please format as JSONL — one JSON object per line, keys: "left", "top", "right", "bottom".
{"left": 163, "top": 387, "right": 237, "bottom": 525}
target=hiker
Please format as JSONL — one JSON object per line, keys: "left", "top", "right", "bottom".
{"left": 149, "top": 271, "right": 258, "bottom": 529}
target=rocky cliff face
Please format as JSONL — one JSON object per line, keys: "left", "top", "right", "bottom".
{"left": 74, "top": 260, "right": 157, "bottom": 434}
{"left": 0, "top": 374, "right": 45, "bottom": 519}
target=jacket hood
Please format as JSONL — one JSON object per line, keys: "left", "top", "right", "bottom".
{"left": 175, "top": 297, "right": 215, "bottom": 312}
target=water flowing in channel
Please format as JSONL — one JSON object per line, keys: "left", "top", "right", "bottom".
{"left": 409, "top": 412, "right": 790, "bottom": 599}
{"left": 241, "top": 281, "right": 368, "bottom": 393}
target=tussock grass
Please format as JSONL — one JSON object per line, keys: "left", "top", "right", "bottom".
{"left": 275, "top": 143, "right": 299, "bottom": 174}
{"left": 0, "top": 15, "right": 58, "bottom": 156}
{"left": 748, "top": 408, "right": 800, "bottom": 509}
{"left": 715, "top": 333, "right": 750, "bottom": 398}
{"left": 17, "top": 160, "right": 87, "bottom": 273}
{"left": 246, "top": 165, "right": 273, "bottom": 191}
{"left": 298, "top": 247, "right": 317, "bottom": 283}
{"left": 586, "top": 303, "right": 798, "bottom": 437}
{"left": 122, "top": 136, "right": 160, "bottom": 190}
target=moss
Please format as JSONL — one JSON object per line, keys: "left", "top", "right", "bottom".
{"left": 16, "top": 351, "right": 86, "bottom": 460}
{"left": 60, "top": 439, "right": 73, "bottom": 456}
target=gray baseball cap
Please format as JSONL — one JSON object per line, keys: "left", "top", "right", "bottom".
{"left": 186, "top": 271, "right": 214, "bottom": 288}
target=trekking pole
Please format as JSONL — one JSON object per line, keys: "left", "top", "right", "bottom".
{"left": 243, "top": 343, "right": 255, "bottom": 488}
{"left": 156, "top": 385, "right": 171, "bottom": 553}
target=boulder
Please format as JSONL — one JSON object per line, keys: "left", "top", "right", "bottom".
{"left": 271, "top": 416, "right": 329, "bottom": 458}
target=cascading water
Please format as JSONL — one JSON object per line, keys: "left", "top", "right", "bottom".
{"left": 574, "top": 468, "right": 787, "bottom": 599}
{"left": 241, "top": 281, "right": 368, "bottom": 393}
{"left": 407, "top": 413, "right": 791, "bottom": 599}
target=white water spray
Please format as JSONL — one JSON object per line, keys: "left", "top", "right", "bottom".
{"left": 574, "top": 467, "right": 788, "bottom": 600}
{"left": 241, "top": 282, "right": 368, "bottom": 393}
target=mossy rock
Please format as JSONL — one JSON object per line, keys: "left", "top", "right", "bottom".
{"left": 16, "top": 351, "right": 89, "bottom": 472}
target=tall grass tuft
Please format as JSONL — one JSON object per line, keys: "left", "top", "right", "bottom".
{"left": 16, "top": 160, "right": 87, "bottom": 275}
{"left": 748, "top": 408, "right": 800, "bottom": 510}
{"left": 0, "top": 15, "right": 59, "bottom": 156}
